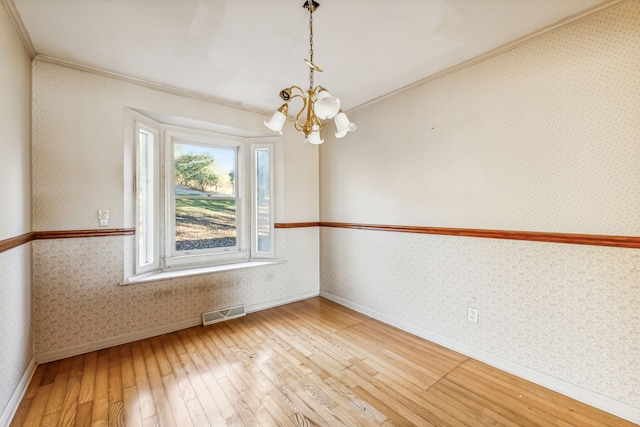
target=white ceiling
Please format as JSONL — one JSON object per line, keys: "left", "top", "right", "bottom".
{"left": 12, "top": 0, "right": 606, "bottom": 113}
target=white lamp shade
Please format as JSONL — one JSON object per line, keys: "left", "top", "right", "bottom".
{"left": 306, "top": 129, "right": 324, "bottom": 145}
{"left": 264, "top": 110, "right": 286, "bottom": 134}
{"left": 334, "top": 111, "right": 357, "bottom": 138}
{"left": 314, "top": 90, "right": 341, "bottom": 120}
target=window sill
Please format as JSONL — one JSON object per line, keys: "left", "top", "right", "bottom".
{"left": 121, "top": 259, "right": 285, "bottom": 285}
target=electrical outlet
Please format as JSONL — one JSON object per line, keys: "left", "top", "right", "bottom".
{"left": 467, "top": 307, "right": 478, "bottom": 323}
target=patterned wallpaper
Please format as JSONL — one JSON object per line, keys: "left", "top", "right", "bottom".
{"left": 0, "top": 245, "right": 32, "bottom": 417}
{"left": 320, "top": 1, "right": 640, "bottom": 237}
{"left": 320, "top": 227, "right": 640, "bottom": 408}
{"left": 33, "top": 227, "right": 319, "bottom": 355}
{"left": 319, "top": 0, "right": 640, "bottom": 416}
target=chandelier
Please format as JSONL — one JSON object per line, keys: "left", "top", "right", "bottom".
{"left": 264, "top": 0, "right": 356, "bottom": 144}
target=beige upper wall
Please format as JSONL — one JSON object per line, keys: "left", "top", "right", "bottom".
{"left": 320, "top": 1, "right": 640, "bottom": 236}
{"left": 0, "top": 2, "right": 31, "bottom": 240}
{"left": 281, "top": 125, "right": 319, "bottom": 223}
{"left": 31, "top": 60, "right": 319, "bottom": 231}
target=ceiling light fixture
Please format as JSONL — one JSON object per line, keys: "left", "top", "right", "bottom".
{"left": 264, "top": 0, "right": 356, "bottom": 144}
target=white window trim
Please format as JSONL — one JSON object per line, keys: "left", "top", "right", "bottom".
{"left": 163, "top": 127, "right": 249, "bottom": 268}
{"left": 121, "top": 259, "right": 286, "bottom": 285}
{"left": 251, "top": 143, "right": 275, "bottom": 259}
{"left": 124, "top": 109, "right": 281, "bottom": 283}
{"left": 134, "top": 119, "right": 161, "bottom": 275}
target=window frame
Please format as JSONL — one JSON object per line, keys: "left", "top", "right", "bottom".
{"left": 251, "top": 143, "right": 275, "bottom": 259}
{"left": 163, "top": 127, "right": 249, "bottom": 268}
{"left": 134, "top": 122, "right": 160, "bottom": 275}
{"left": 127, "top": 109, "right": 278, "bottom": 279}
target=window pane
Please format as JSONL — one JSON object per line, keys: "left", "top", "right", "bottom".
{"left": 174, "top": 142, "right": 236, "bottom": 197}
{"left": 256, "top": 148, "right": 271, "bottom": 253}
{"left": 137, "top": 129, "right": 154, "bottom": 266}
{"left": 175, "top": 199, "right": 237, "bottom": 251}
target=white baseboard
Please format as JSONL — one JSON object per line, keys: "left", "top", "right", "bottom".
{"left": 35, "top": 318, "right": 202, "bottom": 364}
{"left": 1, "top": 356, "right": 36, "bottom": 427}
{"left": 320, "top": 291, "right": 640, "bottom": 425}
{"left": 246, "top": 290, "right": 319, "bottom": 314}
{"left": 35, "top": 290, "right": 320, "bottom": 364}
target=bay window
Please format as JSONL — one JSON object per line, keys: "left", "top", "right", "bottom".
{"left": 128, "top": 110, "right": 277, "bottom": 278}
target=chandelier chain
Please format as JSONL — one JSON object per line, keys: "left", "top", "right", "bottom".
{"left": 308, "top": 4, "right": 314, "bottom": 90}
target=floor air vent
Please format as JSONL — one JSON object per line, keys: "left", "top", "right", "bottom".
{"left": 202, "top": 305, "right": 246, "bottom": 326}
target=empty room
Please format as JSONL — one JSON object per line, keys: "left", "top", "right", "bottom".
{"left": 1, "top": 0, "right": 639, "bottom": 425}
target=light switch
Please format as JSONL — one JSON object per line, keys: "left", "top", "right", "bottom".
{"left": 98, "top": 210, "right": 109, "bottom": 227}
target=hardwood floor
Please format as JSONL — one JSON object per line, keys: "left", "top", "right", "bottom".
{"left": 11, "top": 297, "right": 635, "bottom": 426}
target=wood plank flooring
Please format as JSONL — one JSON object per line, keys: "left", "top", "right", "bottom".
{"left": 10, "top": 297, "right": 635, "bottom": 426}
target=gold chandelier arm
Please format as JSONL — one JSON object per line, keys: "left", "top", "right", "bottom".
{"left": 280, "top": 85, "right": 312, "bottom": 133}
{"left": 288, "top": 86, "right": 306, "bottom": 96}
{"left": 310, "top": 104, "right": 322, "bottom": 131}
{"left": 293, "top": 95, "right": 309, "bottom": 133}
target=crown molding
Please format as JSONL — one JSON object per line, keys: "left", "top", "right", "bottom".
{"left": 9, "top": 0, "right": 627, "bottom": 115}
{"left": 33, "top": 55, "right": 273, "bottom": 117}
{"left": 1, "top": 0, "right": 36, "bottom": 59}
{"left": 350, "top": 0, "right": 632, "bottom": 113}
{"left": 5, "top": 0, "right": 267, "bottom": 115}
